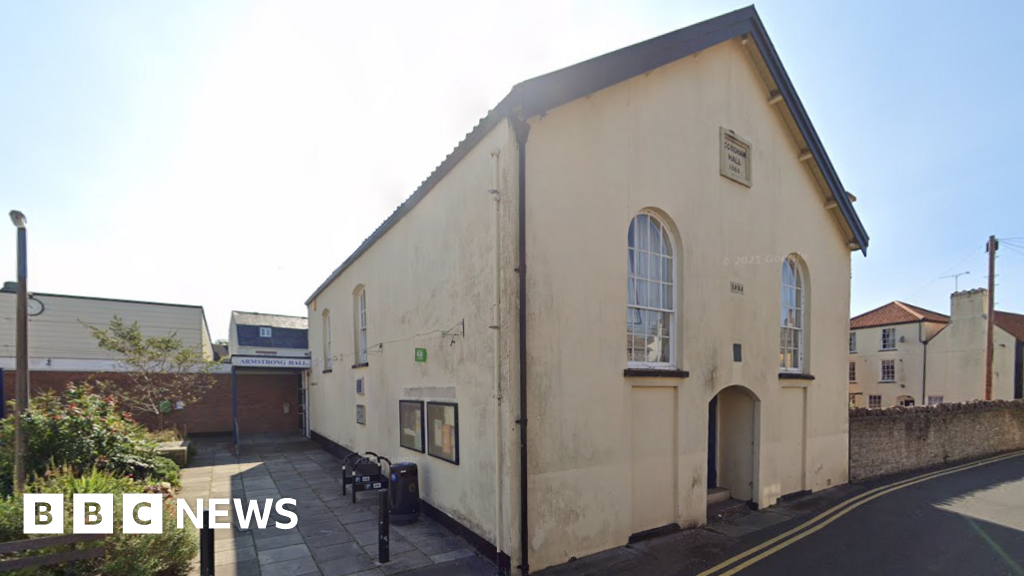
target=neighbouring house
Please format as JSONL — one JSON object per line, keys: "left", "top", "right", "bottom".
{"left": 227, "top": 311, "right": 311, "bottom": 440}
{"left": 849, "top": 289, "right": 1024, "bottom": 408}
{"left": 847, "top": 301, "right": 949, "bottom": 408}
{"left": 0, "top": 281, "right": 225, "bottom": 431}
{"left": 304, "top": 7, "right": 868, "bottom": 573}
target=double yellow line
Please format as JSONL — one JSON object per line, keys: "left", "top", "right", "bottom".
{"left": 697, "top": 450, "right": 1024, "bottom": 576}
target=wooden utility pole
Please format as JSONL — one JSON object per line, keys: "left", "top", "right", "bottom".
{"left": 985, "top": 235, "right": 998, "bottom": 400}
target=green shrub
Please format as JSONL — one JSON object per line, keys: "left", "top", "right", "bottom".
{"left": 0, "top": 468, "right": 197, "bottom": 576}
{"left": 145, "top": 427, "right": 183, "bottom": 443}
{"left": 0, "top": 383, "right": 161, "bottom": 495}
{"left": 147, "top": 456, "right": 181, "bottom": 488}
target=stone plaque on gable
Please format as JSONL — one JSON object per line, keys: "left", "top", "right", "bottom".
{"left": 720, "top": 128, "right": 752, "bottom": 187}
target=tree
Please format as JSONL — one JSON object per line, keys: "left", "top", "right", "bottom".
{"left": 85, "top": 316, "right": 220, "bottom": 429}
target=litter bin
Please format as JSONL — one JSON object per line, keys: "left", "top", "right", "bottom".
{"left": 389, "top": 462, "right": 420, "bottom": 524}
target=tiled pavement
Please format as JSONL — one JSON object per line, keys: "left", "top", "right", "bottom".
{"left": 181, "top": 435, "right": 491, "bottom": 576}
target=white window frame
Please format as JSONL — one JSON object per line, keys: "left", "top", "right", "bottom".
{"left": 626, "top": 212, "right": 676, "bottom": 369}
{"left": 927, "top": 395, "right": 943, "bottom": 406}
{"left": 868, "top": 395, "right": 882, "bottom": 409}
{"left": 849, "top": 331, "right": 857, "bottom": 353}
{"left": 848, "top": 361, "right": 856, "bottom": 382}
{"left": 322, "top": 310, "right": 332, "bottom": 371}
{"left": 780, "top": 256, "right": 805, "bottom": 373}
{"left": 358, "top": 290, "right": 368, "bottom": 364}
{"left": 259, "top": 326, "right": 272, "bottom": 338}
{"left": 880, "top": 359, "right": 896, "bottom": 382}
{"left": 881, "top": 328, "right": 896, "bottom": 350}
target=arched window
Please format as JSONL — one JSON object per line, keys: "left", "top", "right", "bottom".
{"left": 627, "top": 212, "right": 675, "bottom": 367}
{"left": 780, "top": 256, "right": 805, "bottom": 372}
{"left": 322, "top": 309, "right": 332, "bottom": 371}
{"left": 355, "top": 288, "right": 368, "bottom": 364}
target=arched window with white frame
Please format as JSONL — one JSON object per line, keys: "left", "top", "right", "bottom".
{"left": 627, "top": 212, "right": 676, "bottom": 367}
{"left": 322, "top": 309, "right": 332, "bottom": 371}
{"left": 780, "top": 255, "right": 806, "bottom": 372}
{"left": 355, "top": 288, "right": 368, "bottom": 364}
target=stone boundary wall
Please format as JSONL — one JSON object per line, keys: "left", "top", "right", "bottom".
{"left": 849, "top": 400, "right": 1024, "bottom": 482}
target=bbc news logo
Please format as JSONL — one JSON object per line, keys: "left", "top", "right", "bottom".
{"left": 24, "top": 495, "right": 298, "bottom": 534}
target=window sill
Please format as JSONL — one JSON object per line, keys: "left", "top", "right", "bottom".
{"left": 879, "top": 380, "right": 896, "bottom": 384}
{"left": 322, "top": 369, "right": 333, "bottom": 374}
{"left": 352, "top": 362, "right": 369, "bottom": 369}
{"left": 624, "top": 368, "right": 689, "bottom": 379}
{"left": 879, "top": 349, "right": 897, "bottom": 352}
{"left": 778, "top": 372, "right": 815, "bottom": 381}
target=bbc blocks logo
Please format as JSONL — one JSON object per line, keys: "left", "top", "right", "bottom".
{"left": 23, "top": 494, "right": 298, "bottom": 534}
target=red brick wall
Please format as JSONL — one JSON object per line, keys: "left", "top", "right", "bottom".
{"left": 235, "top": 372, "right": 302, "bottom": 434}
{"left": 0, "top": 370, "right": 300, "bottom": 435}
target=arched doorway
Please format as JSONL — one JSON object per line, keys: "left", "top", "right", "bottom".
{"left": 897, "top": 395, "right": 915, "bottom": 407}
{"left": 708, "top": 386, "right": 759, "bottom": 504}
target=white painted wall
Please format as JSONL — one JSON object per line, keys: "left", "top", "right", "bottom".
{"left": 848, "top": 321, "right": 945, "bottom": 407}
{"left": 306, "top": 120, "right": 520, "bottom": 556}
{"left": 306, "top": 35, "right": 861, "bottom": 574}
{"left": 520, "top": 38, "right": 852, "bottom": 570}
{"left": 925, "top": 289, "right": 1018, "bottom": 402}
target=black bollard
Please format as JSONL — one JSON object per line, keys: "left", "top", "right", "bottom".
{"left": 378, "top": 488, "right": 390, "bottom": 564}
{"left": 200, "top": 509, "right": 215, "bottom": 576}
{"left": 342, "top": 465, "right": 347, "bottom": 496}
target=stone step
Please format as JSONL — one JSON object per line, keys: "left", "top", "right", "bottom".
{"left": 707, "top": 487, "right": 732, "bottom": 505}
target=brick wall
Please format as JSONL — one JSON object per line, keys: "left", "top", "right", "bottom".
{"left": 0, "top": 370, "right": 300, "bottom": 435}
{"left": 849, "top": 400, "right": 1024, "bottom": 481}
{"left": 234, "top": 372, "right": 302, "bottom": 434}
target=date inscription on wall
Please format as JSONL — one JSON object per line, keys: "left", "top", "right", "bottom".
{"left": 720, "top": 128, "right": 752, "bottom": 187}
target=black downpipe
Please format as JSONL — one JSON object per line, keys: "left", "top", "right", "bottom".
{"left": 919, "top": 322, "right": 929, "bottom": 406}
{"left": 1014, "top": 340, "right": 1023, "bottom": 400}
{"left": 513, "top": 117, "right": 531, "bottom": 576}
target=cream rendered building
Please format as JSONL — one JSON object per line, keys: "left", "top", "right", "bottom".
{"left": 849, "top": 290, "right": 1024, "bottom": 408}
{"left": 847, "top": 301, "right": 949, "bottom": 408}
{"left": 926, "top": 289, "right": 1024, "bottom": 404}
{"left": 305, "top": 7, "right": 868, "bottom": 573}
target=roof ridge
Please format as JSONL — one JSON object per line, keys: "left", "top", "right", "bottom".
{"left": 232, "top": 310, "right": 308, "bottom": 319}
{"left": 895, "top": 300, "right": 949, "bottom": 319}
{"left": 851, "top": 301, "right": 898, "bottom": 322}
{"left": 891, "top": 301, "right": 924, "bottom": 320}
{"left": 305, "top": 6, "right": 869, "bottom": 305}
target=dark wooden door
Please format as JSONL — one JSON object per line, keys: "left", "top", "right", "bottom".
{"left": 708, "top": 395, "right": 718, "bottom": 488}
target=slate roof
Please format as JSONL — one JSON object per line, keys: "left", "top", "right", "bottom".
{"left": 306, "top": 5, "right": 870, "bottom": 305}
{"left": 995, "top": 311, "right": 1024, "bottom": 341}
{"left": 851, "top": 301, "right": 950, "bottom": 329}
{"left": 211, "top": 343, "right": 229, "bottom": 361}
{"left": 232, "top": 311, "right": 308, "bottom": 330}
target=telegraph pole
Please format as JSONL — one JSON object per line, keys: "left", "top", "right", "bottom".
{"left": 985, "top": 235, "right": 998, "bottom": 401}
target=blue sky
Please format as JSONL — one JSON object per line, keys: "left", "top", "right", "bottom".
{"left": 1, "top": 0, "right": 1022, "bottom": 340}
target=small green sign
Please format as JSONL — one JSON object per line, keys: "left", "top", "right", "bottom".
{"left": 415, "top": 348, "right": 427, "bottom": 363}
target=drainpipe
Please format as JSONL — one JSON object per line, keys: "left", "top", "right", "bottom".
{"left": 489, "top": 148, "right": 503, "bottom": 568}
{"left": 512, "top": 117, "right": 532, "bottom": 576}
{"left": 919, "top": 322, "right": 928, "bottom": 406}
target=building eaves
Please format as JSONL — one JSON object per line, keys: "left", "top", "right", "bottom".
{"left": 305, "top": 5, "right": 869, "bottom": 304}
